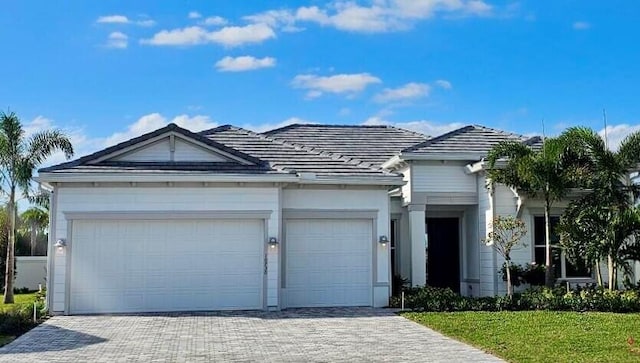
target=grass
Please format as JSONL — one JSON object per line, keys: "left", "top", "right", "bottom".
{"left": 0, "top": 292, "right": 39, "bottom": 347}
{"left": 404, "top": 311, "right": 640, "bottom": 363}
{"left": 0, "top": 292, "right": 38, "bottom": 312}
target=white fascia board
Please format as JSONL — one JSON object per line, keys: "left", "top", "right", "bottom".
{"left": 298, "top": 176, "right": 405, "bottom": 187}
{"left": 36, "top": 172, "right": 298, "bottom": 185}
{"left": 399, "top": 152, "right": 486, "bottom": 162}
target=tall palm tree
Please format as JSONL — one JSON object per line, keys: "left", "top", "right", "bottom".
{"left": 20, "top": 207, "right": 48, "bottom": 256}
{"left": 487, "top": 137, "right": 575, "bottom": 287}
{"left": 558, "top": 127, "right": 640, "bottom": 289}
{"left": 0, "top": 111, "right": 73, "bottom": 303}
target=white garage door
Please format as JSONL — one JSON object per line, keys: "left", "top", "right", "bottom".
{"left": 285, "top": 219, "right": 372, "bottom": 307}
{"left": 70, "top": 219, "right": 264, "bottom": 314}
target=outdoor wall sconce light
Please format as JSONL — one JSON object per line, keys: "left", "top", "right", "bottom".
{"left": 54, "top": 239, "right": 67, "bottom": 251}
{"left": 378, "top": 235, "right": 389, "bottom": 247}
{"left": 268, "top": 237, "right": 279, "bottom": 249}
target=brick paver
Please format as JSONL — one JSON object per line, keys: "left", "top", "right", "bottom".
{"left": 0, "top": 308, "right": 503, "bottom": 362}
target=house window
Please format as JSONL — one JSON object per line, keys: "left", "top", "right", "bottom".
{"left": 533, "top": 216, "right": 591, "bottom": 278}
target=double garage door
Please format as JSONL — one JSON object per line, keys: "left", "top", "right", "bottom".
{"left": 68, "top": 218, "right": 373, "bottom": 314}
{"left": 70, "top": 219, "right": 265, "bottom": 314}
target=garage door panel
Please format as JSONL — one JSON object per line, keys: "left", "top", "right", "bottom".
{"left": 286, "top": 219, "right": 372, "bottom": 308}
{"left": 70, "top": 219, "right": 264, "bottom": 314}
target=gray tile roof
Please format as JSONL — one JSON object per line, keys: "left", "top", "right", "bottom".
{"left": 202, "top": 125, "right": 397, "bottom": 177}
{"left": 263, "top": 124, "right": 428, "bottom": 167}
{"left": 403, "top": 125, "right": 539, "bottom": 157}
{"left": 40, "top": 123, "right": 276, "bottom": 174}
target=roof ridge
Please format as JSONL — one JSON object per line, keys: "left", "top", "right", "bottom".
{"left": 471, "top": 124, "right": 527, "bottom": 140}
{"left": 213, "top": 124, "right": 391, "bottom": 174}
{"left": 263, "top": 123, "right": 421, "bottom": 135}
{"left": 402, "top": 125, "right": 475, "bottom": 152}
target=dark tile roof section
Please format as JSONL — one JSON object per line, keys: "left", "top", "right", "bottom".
{"left": 263, "top": 124, "right": 428, "bottom": 168}
{"left": 202, "top": 125, "right": 397, "bottom": 177}
{"left": 403, "top": 125, "right": 539, "bottom": 157}
{"left": 40, "top": 123, "right": 273, "bottom": 174}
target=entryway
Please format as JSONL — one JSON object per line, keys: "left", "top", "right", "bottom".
{"left": 426, "top": 217, "right": 460, "bottom": 293}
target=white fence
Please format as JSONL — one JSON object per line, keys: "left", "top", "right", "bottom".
{"left": 15, "top": 256, "right": 47, "bottom": 291}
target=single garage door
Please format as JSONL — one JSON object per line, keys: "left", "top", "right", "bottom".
{"left": 285, "top": 219, "right": 372, "bottom": 307}
{"left": 70, "top": 219, "right": 264, "bottom": 314}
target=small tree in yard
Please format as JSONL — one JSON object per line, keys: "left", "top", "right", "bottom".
{"left": 484, "top": 216, "right": 527, "bottom": 297}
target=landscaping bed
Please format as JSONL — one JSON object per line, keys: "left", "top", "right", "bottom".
{"left": 404, "top": 311, "right": 640, "bottom": 363}
{"left": 0, "top": 292, "right": 46, "bottom": 347}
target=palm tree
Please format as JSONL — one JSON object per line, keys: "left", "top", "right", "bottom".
{"left": 0, "top": 111, "right": 73, "bottom": 303}
{"left": 20, "top": 207, "right": 48, "bottom": 256}
{"left": 558, "top": 127, "right": 640, "bottom": 289}
{"left": 487, "top": 137, "right": 575, "bottom": 287}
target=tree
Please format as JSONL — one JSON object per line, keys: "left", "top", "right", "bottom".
{"left": 557, "top": 127, "right": 640, "bottom": 289}
{"left": 20, "top": 207, "right": 48, "bottom": 256}
{"left": 487, "top": 137, "right": 575, "bottom": 287}
{"left": 0, "top": 111, "right": 73, "bottom": 303}
{"left": 484, "top": 215, "right": 527, "bottom": 297}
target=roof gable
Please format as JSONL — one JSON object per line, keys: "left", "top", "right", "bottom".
{"left": 41, "top": 123, "right": 271, "bottom": 173}
{"left": 402, "top": 125, "right": 538, "bottom": 159}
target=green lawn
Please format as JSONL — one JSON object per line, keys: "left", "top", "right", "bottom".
{"left": 404, "top": 311, "right": 640, "bottom": 363}
{"left": 0, "top": 292, "right": 38, "bottom": 312}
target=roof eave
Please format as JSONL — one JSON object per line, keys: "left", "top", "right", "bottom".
{"left": 399, "top": 152, "right": 487, "bottom": 161}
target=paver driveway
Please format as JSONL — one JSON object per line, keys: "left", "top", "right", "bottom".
{"left": 0, "top": 308, "right": 502, "bottom": 362}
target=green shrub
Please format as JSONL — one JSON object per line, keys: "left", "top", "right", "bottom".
{"left": 0, "top": 295, "right": 46, "bottom": 337}
{"left": 391, "top": 285, "right": 640, "bottom": 313}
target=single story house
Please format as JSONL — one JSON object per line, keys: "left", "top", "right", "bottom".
{"left": 38, "top": 123, "right": 639, "bottom": 314}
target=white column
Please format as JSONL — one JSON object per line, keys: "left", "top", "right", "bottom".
{"left": 408, "top": 204, "right": 426, "bottom": 286}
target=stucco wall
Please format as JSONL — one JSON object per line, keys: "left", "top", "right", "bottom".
{"left": 15, "top": 256, "right": 47, "bottom": 291}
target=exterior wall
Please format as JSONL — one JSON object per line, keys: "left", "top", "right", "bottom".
{"left": 15, "top": 256, "right": 47, "bottom": 291}
{"left": 50, "top": 186, "right": 279, "bottom": 313}
{"left": 282, "top": 188, "right": 391, "bottom": 307}
{"left": 113, "top": 139, "right": 171, "bottom": 162}
{"left": 400, "top": 166, "right": 411, "bottom": 205}
{"left": 477, "top": 174, "right": 495, "bottom": 296}
{"left": 173, "top": 140, "right": 226, "bottom": 162}
{"left": 412, "top": 161, "right": 477, "bottom": 193}
{"left": 462, "top": 206, "right": 480, "bottom": 296}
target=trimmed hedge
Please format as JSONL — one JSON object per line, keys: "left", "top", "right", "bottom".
{"left": 390, "top": 285, "right": 640, "bottom": 313}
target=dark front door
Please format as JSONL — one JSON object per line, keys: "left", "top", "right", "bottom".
{"left": 426, "top": 218, "right": 460, "bottom": 293}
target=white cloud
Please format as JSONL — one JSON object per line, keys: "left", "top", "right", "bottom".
{"left": 291, "top": 73, "right": 382, "bottom": 98}
{"left": 573, "top": 21, "right": 590, "bottom": 30}
{"left": 96, "top": 15, "right": 130, "bottom": 24}
{"left": 246, "top": 0, "right": 494, "bottom": 33}
{"left": 435, "top": 79, "right": 453, "bottom": 89}
{"left": 208, "top": 23, "right": 276, "bottom": 47}
{"left": 105, "top": 32, "right": 128, "bottom": 49}
{"left": 363, "top": 117, "right": 465, "bottom": 137}
{"left": 243, "top": 10, "right": 304, "bottom": 33}
{"left": 599, "top": 123, "right": 640, "bottom": 150}
{"left": 188, "top": 11, "right": 202, "bottom": 19}
{"left": 96, "top": 15, "right": 155, "bottom": 27}
{"left": 374, "top": 82, "right": 430, "bottom": 103}
{"left": 201, "top": 16, "right": 228, "bottom": 26}
{"left": 140, "top": 23, "right": 276, "bottom": 47}
{"left": 140, "top": 26, "right": 207, "bottom": 46}
{"left": 215, "top": 56, "right": 276, "bottom": 72}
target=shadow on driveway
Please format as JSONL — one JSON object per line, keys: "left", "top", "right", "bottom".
{"left": 0, "top": 324, "right": 106, "bottom": 354}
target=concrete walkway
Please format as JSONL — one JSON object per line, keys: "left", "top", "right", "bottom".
{"left": 0, "top": 308, "right": 503, "bottom": 362}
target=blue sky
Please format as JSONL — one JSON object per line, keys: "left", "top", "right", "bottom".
{"left": 1, "top": 1, "right": 639, "bottom": 163}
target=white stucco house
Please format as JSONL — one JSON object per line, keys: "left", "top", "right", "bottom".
{"left": 38, "top": 123, "right": 636, "bottom": 315}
